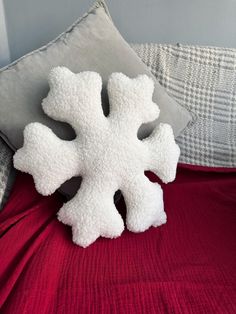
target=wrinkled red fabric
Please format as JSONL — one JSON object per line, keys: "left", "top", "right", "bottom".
{"left": 0, "top": 164, "right": 236, "bottom": 313}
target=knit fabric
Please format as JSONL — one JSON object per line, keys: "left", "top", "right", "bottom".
{"left": 132, "top": 43, "right": 236, "bottom": 167}
{"left": 0, "top": 137, "right": 14, "bottom": 210}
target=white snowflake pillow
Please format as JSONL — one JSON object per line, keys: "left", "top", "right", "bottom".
{"left": 13, "top": 67, "right": 180, "bottom": 247}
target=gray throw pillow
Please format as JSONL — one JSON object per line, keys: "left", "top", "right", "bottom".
{"left": 0, "top": 0, "right": 191, "bottom": 198}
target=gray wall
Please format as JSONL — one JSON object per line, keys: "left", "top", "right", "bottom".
{"left": 3, "top": 0, "right": 236, "bottom": 62}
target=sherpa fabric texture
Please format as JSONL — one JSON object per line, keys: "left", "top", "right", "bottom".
{"left": 132, "top": 43, "right": 236, "bottom": 167}
{"left": 13, "top": 67, "right": 180, "bottom": 247}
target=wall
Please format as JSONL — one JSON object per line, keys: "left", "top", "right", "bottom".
{"left": 0, "top": 0, "right": 10, "bottom": 67}
{"left": 2, "top": 0, "right": 236, "bottom": 65}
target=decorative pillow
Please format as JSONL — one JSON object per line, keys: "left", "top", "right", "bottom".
{"left": 132, "top": 43, "right": 236, "bottom": 167}
{"left": 0, "top": 0, "right": 189, "bottom": 155}
{"left": 0, "top": 138, "right": 15, "bottom": 210}
{"left": 13, "top": 68, "right": 180, "bottom": 247}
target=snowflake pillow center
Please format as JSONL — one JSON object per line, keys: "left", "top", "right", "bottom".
{"left": 81, "top": 125, "right": 146, "bottom": 181}
{"left": 14, "top": 67, "right": 180, "bottom": 247}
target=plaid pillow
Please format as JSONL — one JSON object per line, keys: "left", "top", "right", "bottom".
{"left": 132, "top": 43, "right": 236, "bottom": 167}
{"left": 0, "top": 138, "right": 15, "bottom": 210}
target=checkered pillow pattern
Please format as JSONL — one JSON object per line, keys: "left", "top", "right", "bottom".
{"left": 132, "top": 43, "right": 236, "bottom": 167}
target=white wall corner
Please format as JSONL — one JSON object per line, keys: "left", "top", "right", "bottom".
{"left": 0, "top": 0, "right": 11, "bottom": 67}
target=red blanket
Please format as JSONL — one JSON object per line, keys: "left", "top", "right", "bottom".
{"left": 0, "top": 164, "right": 236, "bottom": 313}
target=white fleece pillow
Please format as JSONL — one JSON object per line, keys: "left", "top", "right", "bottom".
{"left": 13, "top": 68, "right": 180, "bottom": 247}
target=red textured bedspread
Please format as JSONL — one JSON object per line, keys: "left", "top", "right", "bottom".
{"left": 0, "top": 164, "right": 236, "bottom": 313}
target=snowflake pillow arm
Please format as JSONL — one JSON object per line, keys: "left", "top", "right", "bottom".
{"left": 107, "top": 72, "right": 160, "bottom": 136}
{"left": 13, "top": 123, "right": 80, "bottom": 196}
{"left": 57, "top": 177, "right": 125, "bottom": 248}
{"left": 143, "top": 123, "right": 180, "bottom": 184}
{"left": 42, "top": 68, "right": 107, "bottom": 137}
